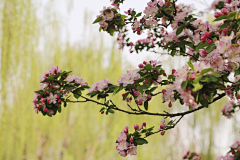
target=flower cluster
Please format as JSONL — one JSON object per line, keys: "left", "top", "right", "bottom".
{"left": 216, "top": 141, "right": 240, "bottom": 160}
{"left": 116, "top": 126, "right": 137, "bottom": 157}
{"left": 183, "top": 151, "right": 201, "bottom": 160}
{"left": 117, "top": 69, "right": 140, "bottom": 87}
{"left": 33, "top": 66, "right": 88, "bottom": 116}
{"left": 89, "top": 79, "right": 112, "bottom": 93}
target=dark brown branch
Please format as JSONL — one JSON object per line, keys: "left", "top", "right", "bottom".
{"left": 69, "top": 92, "right": 226, "bottom": 118}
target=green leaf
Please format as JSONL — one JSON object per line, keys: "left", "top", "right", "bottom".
{"left": 66, "top": 86, "right": 75, "bottom": 92}
{"left": 189, "top": 18, "right": 197, "bottom": 22}
{"left": 206, "top": 44, "right": 216, "bottom": 53}
{"left": 187, "top": 60, "right": 194, "bottom": 70}
{"left": 235, "top": 68, "right": 240, "bottom": 76}
{"left": 48, "top": 74, "right": 55, "bottom": 80}
{"left": 144, "top": 64, "right": 152, "bottom": 71}
{"left": 113, "top": 85, "right": 124, "bottom": 95}
{"left": 214, "top": 14, "right": 228, "bottom": 21}
{"left": 64, "top": 101, "right": 67, "bottom": 107}
{"left": 209, "top": 75, "right": 218, "bottom": 82}
{"left": 200, "top": 68, "right": 213, "bottom": 75}
{"left": 168, "top": 75, "right": 174, "bottom": 80}
{"left": 196, "top": 42, "right": 208, "bottom": 52}
{"left": 211, "top": 72, "right": 221, "bottom": 78}
{"left": 219, "top": 21, "right": 230, "bottom": 31}
{"left": 144, "top": 101, "right": 148, "bottom": 110}
{"left": 192, "top": 82, "right": 203, "bottom": 92}
{"left": 176, "top": 25, "right": 184, "bottom": 35}
{"left": 108, "top": 109, "right": 114, "bottom": 114}
{"left": 136, "top": 12, "right": 142, "bottom": 17}
{"left": 58, "top": 107, "right": 61, "bottom": 113}
{"left": 131, "top": 10, "right": 136, "bottom": 16}
{"left": 137, "top": 85, "right": 144, "bottom": 94}
{"left": 93, "top": 16, "right": 103, "bottom": 24}
{"left": 99, "top": 26, "right": 102, "bottom": 32}
{"left": 135, "top": 138, "right": 148, "bottom": 145}
{"left": 181, "top": 80, "right": 188, "bottom": 90}
{"left": 74, "top": 93, "right": 80, "bottom": 99}
{"left": 106, "top": 26, "right": 114, "bottom": 36}
{"left": 228, "top": 11, "right": 237, "bottom": 18}
{"left": 200, "top": 76, "right": 210, "bottom": 82}
{"left": 121, "top": 15, "right": 128, "bottom": 19}
{"left": 99, "top": 107, "right": 105, "bottom": 112}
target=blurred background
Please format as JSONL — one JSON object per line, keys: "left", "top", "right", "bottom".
{"left": 0, "top": 0, "right": 239, "bottom": 159}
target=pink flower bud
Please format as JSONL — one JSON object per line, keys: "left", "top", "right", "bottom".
{"left": 207, "top": 39, "right": 212, "bottom": 44}
{"left": 221, "top": 8, "right": 228, "bottom": 15}
{"left": 162, "top": 89, "right": 166, "bottom": 94}
{"left": 138, "top": 64, "right": 144, "bottom": 68}
{"left": 124, "top": 128, "right": 128, "bottom": 133}
{"left": 160, "top": 132, "right": 165, "bottom": 136}
{"left": 39, "top": 95, "right": 43, "bottom": 98}
{"left": 172, "top": 69, "right": 176, "bottom": 74}
{"left": 57, "top": 96, "right": 60, "bottom": 99}
{"left": 166, "top": 1, "right": 170, "bottom": 5}
{"left": 140, "top": 19, "right": 143, "bottom": 23}
{"left": 134, "top": 124, "right": 139, "bottom": 130}
{"left": 101, "top": 111, "right": 104, "bottom": 114}
{"left": 46, "top": 91, "right": 49, "bottom": 94}
{"left": 122, "top": 93, "right": 126, "bottom": 97}
{"left": 134, "top": 91, "right": 139, "bottom": 96}
{"left": 49, "top": 110, "right": 54, "bottom": 115}
{"left": 168, "top": 102, "right": 172, "bottom": 107}
{"left": 137, "top": 100, "right": 143, "bottom": 105}
{"left": 204, "top": 31, "right": 211, "bottom": 38}
{"left": 47, "top": 100, "right": 50, "bottom": 104}
{"left": 43, "top": 108, "right": 48, "bottom": 112}
{"left": 221, "top": 108, "right": 225, "bottom": 113}
{"left": 145, "top": 80, "right": 148, "bottom": 84}
{"left": 41, "top": 98, "right": 46, "bottom": 103}
{"left": 214, "top": 12, "right": 223, "bottom": 18}
{"left": 160, "top": 125, "right": 165, "bottom": 129}
{"left": 142, "top": 122, "right": 146, "bottom": 126}
{"left": 237, "top": 95, "right": 240, "bottom": 99}
{"left": 163, "top": 73, "right": 167, "bottom": 76}
{"left": 143, "top": 61, "right": 147, "bottom": 65}
{"left": 130, "top": 137, "right": 134, "bottom": 142}
{"left": 199, "top": 49, "right": 207, "bottom": 58}
{"left": 147, "top": 94, "right": 151, "bottom": 99}
{"left": 201, "top": 37, "right": 206, "bottom": 43}
{"left": 58, "top": 99, "right": 61, "bottom": 103}
{"left": 190, "top": 74, "right": 195, "bottom": 80}
{"left": 226, "top": 90, "right": 232, "bottom": 95}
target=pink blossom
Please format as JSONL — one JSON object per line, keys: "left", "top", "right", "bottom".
{"left": 117, "top": 69, "right": 140, "bottom": 87}
{"left": 118, "top": 150, "right": 127, "bottom": 157}
{"left": 128, "top": 144, "right": 137, "bottom": 155}
{"left": 117, "top": 132, "right": 127, "bottom": 142}
{"left": 99, "top": 20, "right": 108, "bottom": 30}
{"left": 117, "top": 140, "right": 129, "bottom": 150}
{"left": 47, "top": 92, "right": 58, "bottom": 104}
{"left": 103, "top": 10, "right": 114, "bottom": 21}
{"left": 49, "top": 65, "right": 62, "bottom": 74}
